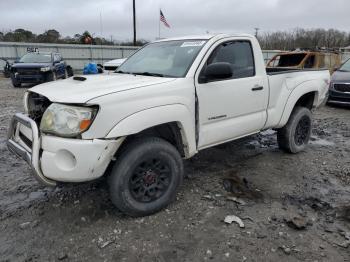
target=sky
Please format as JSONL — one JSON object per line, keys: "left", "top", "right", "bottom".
{"left": 0, "top": 0, "right": 349, "bottom": 41}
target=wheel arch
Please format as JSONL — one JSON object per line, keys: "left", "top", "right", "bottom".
{"left": 106, "top": 104, "right": 197, "bottom": 158}
{"left": 277, "top": 82, "right": 319, "bottom": 128}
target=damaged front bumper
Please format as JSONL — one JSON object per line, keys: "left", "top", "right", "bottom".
{"left": 7, "top": 113, "right": 124, "bottom": 185}
{"left": 7, "top": 113, "right": 57, "bottom": 186}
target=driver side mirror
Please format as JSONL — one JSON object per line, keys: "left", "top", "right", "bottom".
{"left": 202, "top": 62, "right": 233, "bottom": 82}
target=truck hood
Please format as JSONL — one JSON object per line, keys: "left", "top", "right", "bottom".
{"left": 30, "top": 73, "right": 176, "bottom": 103}
{"left": 12, "top": 62, "right": 51, "bottom": 69}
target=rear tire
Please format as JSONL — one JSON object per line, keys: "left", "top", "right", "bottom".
{"left": 277, "top": 107, "right": 312, "bottom": 153}
{"left": 108, "top": 137, "right": 184, "bottom": 217}
{"left": 67, "top": 67, "right": 74, "bottom": 77}
{"left": 63, "top": 69, "right": 68, "bottom": 79}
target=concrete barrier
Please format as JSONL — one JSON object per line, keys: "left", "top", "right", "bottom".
{"left": 0, "top": 42, "right": 139, "bottom": 70}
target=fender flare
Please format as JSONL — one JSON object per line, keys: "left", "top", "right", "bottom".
{"left": 106, "top": 104, "right": 197, "bottom": 157}
{"left": 277, "top": 80, "right": 320, "bottom": 128}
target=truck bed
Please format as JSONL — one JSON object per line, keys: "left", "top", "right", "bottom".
{"left": 263, "top": 68, "right": 330, "bottom": 129}
{"left": 266, "top": 67, "right": 329, "bottom": 75}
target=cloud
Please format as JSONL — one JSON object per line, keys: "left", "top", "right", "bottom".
{"left": 0, "top": 0, "right": 349, "bottom": 41}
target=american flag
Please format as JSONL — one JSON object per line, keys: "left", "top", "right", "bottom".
{"left": 160, "top": 10, "right": 170, "bottom": 28}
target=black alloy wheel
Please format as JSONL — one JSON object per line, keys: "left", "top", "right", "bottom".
{"left": 129, "top": 158, "right": 172, "bottom": 203}
{"left": 294, "top": 115, "right": 311, "bottom": 146}
{"left": 108, "top": 137, "right": 184, "bottom": 217}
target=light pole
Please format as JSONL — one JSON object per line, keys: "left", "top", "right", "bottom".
{"left": 133, "top": 0, "right": 136, "bottom": 46}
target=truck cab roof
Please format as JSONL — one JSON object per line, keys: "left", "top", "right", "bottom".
{"left": 156, "top": 33, "right": 255, "bottom": 42}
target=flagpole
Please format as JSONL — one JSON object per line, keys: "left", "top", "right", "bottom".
{"left": 158, "top": 8, "right": 161, "bottom": 39}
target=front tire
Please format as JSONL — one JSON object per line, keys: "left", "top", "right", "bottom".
{"left": 108, "top": 137, "right": 184, "bottom": 217}
{"left": 47, "top": 71, "right": 57, "bottom": 82}
{"left": 277, "top": 107, "right": 312, "bottom": 153}
{"left": 10, "top": 73, "right": 21, "bottom": 88}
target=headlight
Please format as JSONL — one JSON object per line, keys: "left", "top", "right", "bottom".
{"left": 40, "top": 66, "right": 51, "bottom": 72}
{"left": 40, "top": 103, "right": 98, "bottom": 137}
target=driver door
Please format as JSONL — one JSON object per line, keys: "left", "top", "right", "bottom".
{"left": 195, "top": 39, "right": 268, "bottom": 149}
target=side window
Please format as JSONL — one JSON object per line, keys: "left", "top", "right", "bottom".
{"left": 54, "top": 54, "right": 61, "bottom": 62}
{"left": 206, "top": 41, "right": 255, "bottom": 80}
{"left": 304, "top": 55, "right": 315, "bottom": 68}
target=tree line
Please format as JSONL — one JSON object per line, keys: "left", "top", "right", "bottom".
{"left": 1, "top": 28, "right": 350, "bottom": 50}
{"left": 0, "top": 29, "right": 147, "bottom": 46}
{"left": 258, "top": 28, "right": 350, "bottom": 50}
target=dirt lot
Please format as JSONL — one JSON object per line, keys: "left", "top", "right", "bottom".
{"left": 0, "top": 76, "right": 349, "bottom": 262}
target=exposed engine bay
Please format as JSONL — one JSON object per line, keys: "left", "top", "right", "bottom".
{"left": 26, "top": 92, "right": 51, "bottom": 125}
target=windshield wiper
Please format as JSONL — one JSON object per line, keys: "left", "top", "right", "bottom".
{"left": 132, "top": 72, "right": 165, "bottom": 77}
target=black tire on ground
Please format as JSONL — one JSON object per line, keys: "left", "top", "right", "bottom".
{"left": 47, "top": 71, "right": 57, "bottom": 82}
{"left": 10, "top": 73, "right": 21, "bottom": 88}
{"left": 67, "top": 67, "right": 74, "bottom": 77}
{"left": 277, "top": 107, "right": 313, "bottom": 154}
{"left": 108, "top": 137, "right": 184, "bottom": 217}
{"left": 63, "top": 69, "right": 68, "bottom": 79}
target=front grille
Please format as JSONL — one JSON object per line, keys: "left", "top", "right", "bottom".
{"left": 17, "top": 68, "right": 40, "bottom": 75}
{"left": 27, "top": 92, "right": 51, "bottom": 125}
{"left": 334, "top": 83, "right": 350, "bottom": 93}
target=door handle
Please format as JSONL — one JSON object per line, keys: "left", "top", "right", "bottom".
{"left": 252, "top": 85, "right": 264, "bottom": 91}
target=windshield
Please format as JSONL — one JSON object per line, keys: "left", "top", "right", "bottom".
{"left": 19, "top": 53, "right": 52, "bottom": 63}
{"left": 339, "top": 59, "right": 350, "bottom": 72}
{"left": 117, "top": 40, "right": 207, "bottom": 77}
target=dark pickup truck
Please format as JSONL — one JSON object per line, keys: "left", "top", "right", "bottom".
{"left": 10, "top": 52, "right": 73, "bottom": 87}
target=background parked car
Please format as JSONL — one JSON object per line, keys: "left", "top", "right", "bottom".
{"left": 10, "top": 52, "right": 73, "bottom": 87}
{"left": 328, "top": 58, "right": 350, "bottom": 105}
{"left": 103, "top": 58, "right": 126, "bottom": 73}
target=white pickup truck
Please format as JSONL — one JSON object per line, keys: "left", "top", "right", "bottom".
{"left": 7, "top": 34, "right": 330, "bottom": 216}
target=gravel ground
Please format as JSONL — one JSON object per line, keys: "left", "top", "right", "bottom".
{"left": 0, "top": 76, "right": 349, "bottom": 262}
